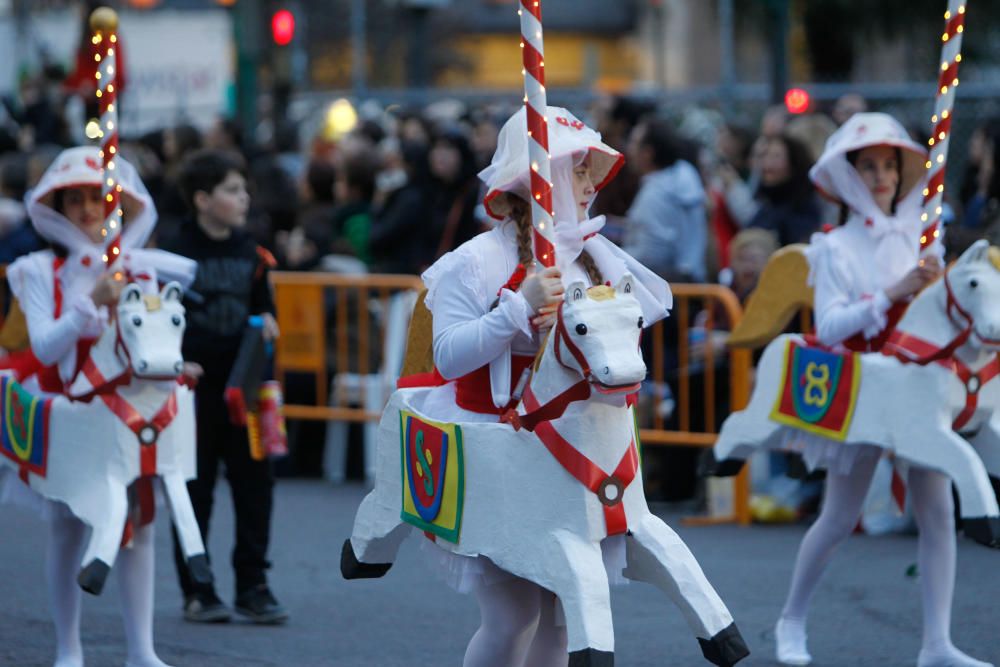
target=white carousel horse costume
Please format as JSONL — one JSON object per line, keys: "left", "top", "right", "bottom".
{"left": 0, "top": 147, "right": 203, "bottom": 667}
{"left": 708, "top": 114, "right": 995, "bottom": 667}
{"left": 342, "top": 107, "right": 749, "bottom": 667}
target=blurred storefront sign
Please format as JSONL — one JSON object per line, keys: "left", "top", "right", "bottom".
{"left": 0, "top": 8, "right": 234, "bottom": 136}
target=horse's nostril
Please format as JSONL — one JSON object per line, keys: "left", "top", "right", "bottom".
{"left": 174, "top": 361, "right": 184, "bottom": 374}
{"left": 138, "top": 360, "right": 148, "bottom": 372}
{"left": 603, "top": 366, "right": 610, "bottom": 375}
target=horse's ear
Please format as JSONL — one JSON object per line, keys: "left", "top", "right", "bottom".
{"left": 615, "top": 273, "right": 635, "bottom": 297}
{"left": 958, "top": 239, "right": 990, "bottom": 265}
{"left": 120, "top": 283, "right": 143, "bottom": 305}
{"left": 565, "top": 280, "right": 587, "bottom": 304}
{"left": 161, "top": 281, "right": 184, "bottom": 303}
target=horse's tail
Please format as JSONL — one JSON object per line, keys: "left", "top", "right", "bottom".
{"left": 400, "top": 289, "right": 435, "bottom": 378}
{"left": 728, "top": 244, "right": 813, "bottom": 350}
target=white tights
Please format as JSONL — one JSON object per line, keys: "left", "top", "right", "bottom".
{"left": 779, "top": 456, "right": 991, "bottom": 666}
{"left": 47, "top": 515, "right": 172, "bottom": 667}
{"left": 464, "top": 576, "right": 568, "bottom": 667}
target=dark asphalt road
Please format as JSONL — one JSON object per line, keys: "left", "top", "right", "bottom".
{"left": 1, "top": 481, "right": 997, "bottom": 667}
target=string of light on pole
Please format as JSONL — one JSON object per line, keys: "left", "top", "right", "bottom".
{"left": 920, "top": 0, "right": 967, "bottom": 257}
{"left": 518, "top": 0, "right": 555, "bottom": 268}
{"left": 91, "top": 7, "right": 123, "bottom": 267}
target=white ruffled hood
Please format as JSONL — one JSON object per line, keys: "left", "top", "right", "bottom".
{"left": 24, "top": 146, "right": 195, "bottom": 289}
{"left": 27, "top": 146, "right": 156, "bottom": 255}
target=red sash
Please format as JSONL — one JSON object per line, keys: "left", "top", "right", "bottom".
{"left": 842, "top": 301, "right": 908, "bottom": 353}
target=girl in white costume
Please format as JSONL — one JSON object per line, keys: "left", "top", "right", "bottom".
{"left": 0, "top": 146, "right": 195, "bottom": 667}
{"left": 774, "top": 113, "right": 992, "bottom": 667}
{"left": 418, "top": 106, "right": 671, "bottom": 666}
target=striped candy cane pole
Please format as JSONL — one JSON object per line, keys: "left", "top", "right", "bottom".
{"left": 920, "top": 0, "right": 967, "bottom": 256}
{"left": 90, "top": 7, "right": 123, "bottom": 267}
{"left": 518, "top": 0, "right": 555, "bottom": 268}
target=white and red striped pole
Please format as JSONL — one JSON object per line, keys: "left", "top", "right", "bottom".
{"left": 90, "top": 7, "right": 123, "bottom": 267}
{"left": 518, "top": 0, "right": 556, "bottom": 268}
{"left": 920, "top": 0, "right": 967, "bottom": 256}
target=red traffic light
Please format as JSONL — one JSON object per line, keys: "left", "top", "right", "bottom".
{"left": 271, "top": 9, "right": 295, "bottom": 46}
{"left": 784, "top": 88, "right": 811, "bottom": 115}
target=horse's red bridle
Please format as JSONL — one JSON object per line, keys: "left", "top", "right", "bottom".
{"left": 883, "top": 267, "right": 1000, "bottom": 431}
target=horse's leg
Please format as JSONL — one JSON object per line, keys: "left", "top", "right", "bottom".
{"left": 968, "top": 416, "right": 1000, "bottom": 479}
{"left": 624, "top": 513, "right": 748, "bottom": 667}
{"left": 77, "top": 479, "right": 128, "bottom": 595}
{"left": 904, "top": 427, "right": 1000, "bottom": 547}
{"left": 160, "top": 473, "right": 212, "bottom": 586}
{"left": 341, "top": 490, "right": 410, "bottom": 579}
{"left": 708, "top": 408, "right": 773, "bottom": 477}
{"left": 541, "top": 530, "right": 614, "bottom": 665}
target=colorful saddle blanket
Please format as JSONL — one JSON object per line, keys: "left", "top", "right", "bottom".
{"left": 770, "top": 340, "right": 861, "bottom": 441}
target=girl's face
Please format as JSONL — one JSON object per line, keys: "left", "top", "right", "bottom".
{"left": 854, "top": 145, "right": 899, "bottom": 215}
{"left": 758, "top": 139, "right": 790, "bottom": 187}
{"left": 61, "top": 185, "right": 105, "bottom": 243}
{"left": 571, "top": 155, "right": 597, "bottom": 222}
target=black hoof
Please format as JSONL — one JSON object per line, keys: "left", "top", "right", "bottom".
{"left": 698, "top": 622, "right": 750, "bottom": 666}
{"left": 187, "top": 554, "right": 214, "bottom": 585}
{"left": 963, "top": 516, "right": 1000, "bottom": 548}
{"left": 699, "top": 450, "right": 745, "bottom": 478}
{"left": 77, "top": 559, "right": 111, "bottom": 596}
{"left": 568, "top": 648, "right": 614, "bottom": 667}
{"left": 340, "top": 539, "right": 393, "bottom": 579}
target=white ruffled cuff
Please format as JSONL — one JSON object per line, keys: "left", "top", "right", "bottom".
{"left": 861, "top": 291, "right": 891, "bottom": 339}
{"left": 497, "top": 288, "right": 533, "bottom": 338}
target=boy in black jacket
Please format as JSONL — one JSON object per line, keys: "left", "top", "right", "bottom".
{"left": 159, "top": 149, "right": 287, "bottom": 624}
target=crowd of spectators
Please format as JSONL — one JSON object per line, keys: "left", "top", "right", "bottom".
{"left": 6, "top": 74, "right": 1000, "bottom": 507}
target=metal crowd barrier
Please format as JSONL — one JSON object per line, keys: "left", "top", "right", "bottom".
{"left": 268, "top": 272, "right": 753, "bottom": 524}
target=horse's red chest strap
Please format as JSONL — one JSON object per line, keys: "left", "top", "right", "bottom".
{"left": 522, "top": 383, "right": 638, "bottom": 536}
{"left": 80, "top": 362, "right": 179, "bottom": 477}
{"left": 883, "top": 332, "right": 1000, "bottom": 431}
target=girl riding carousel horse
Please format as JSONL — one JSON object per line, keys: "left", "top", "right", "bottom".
{"left": 0, "top": 146, "right": 195, "bottom": 667}
{"left": 417, "top": 106, "right": 678, "bottom": 666}
{"left": 773, "top": 112, "right": 992, "bottom": 667}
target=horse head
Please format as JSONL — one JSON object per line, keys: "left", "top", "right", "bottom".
{"left": 944, "top": 240, "right": 1000, "bottom": 351}
{"left": 115, "top": 282, "right": 186, "bottom": 379}
{"left": 555, "top": 274, "right": 646, "bottom": 394}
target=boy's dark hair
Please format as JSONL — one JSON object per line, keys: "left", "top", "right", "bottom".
{"left": 178, "top": 149, "right": 247, "bottom": 213}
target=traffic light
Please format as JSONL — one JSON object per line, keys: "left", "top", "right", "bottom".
{"left": 784, "top": 88, "right": 811, "bottom": 115}
{"left": 271, "top": 9, "right": 295, "bottom": 46}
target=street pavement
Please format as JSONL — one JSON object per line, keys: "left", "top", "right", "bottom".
{"left": 1, "top": 480, "right": 997, "bottom": 667}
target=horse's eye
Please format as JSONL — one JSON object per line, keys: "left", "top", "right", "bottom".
{"left": 971, "top": 279, "right": 979, "bottom": 289}
{"left": 575, "top": 323, "right": 588, "bottom": 336}
{"left": 637, "top": 316, "right": 644, "bottom": 329}
{"left": 172, "top": 315, "right": 182, "bottom": 326}
{"left": 132, "top": 316, "right": 142, "bottom": 327}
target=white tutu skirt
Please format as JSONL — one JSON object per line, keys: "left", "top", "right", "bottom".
{"left": 780, "top": 429, "right": 882, "bottom": 476}
{"left": 419, "top": 534, "right": 629, "bottom": 595}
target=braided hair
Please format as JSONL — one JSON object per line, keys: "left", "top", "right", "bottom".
{"left": 506, "top": 194, "right": 604, "bottom": 286}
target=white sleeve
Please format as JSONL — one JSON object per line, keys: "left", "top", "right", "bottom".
{"left": 808, "top": 239, "right": 891, "bottom": 347}
{"left": 8, "top": 259, "right": 101, "bottom": 366}
{"left": 426, "top": 251, "right": 533, "bottom": 381}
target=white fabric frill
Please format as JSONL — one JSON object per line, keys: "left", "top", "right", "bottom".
{"left": 418, "top": 529, "right": 629, "bottom": 595}
{"left": 777, "top": 427, "right": 882, "bottom": 477}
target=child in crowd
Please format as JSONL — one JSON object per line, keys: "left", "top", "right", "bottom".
{"left": 157, "top": 149, "right": 287, "bottom": 625}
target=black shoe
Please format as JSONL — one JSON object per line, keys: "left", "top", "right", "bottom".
{"left": 184, "top": 588, "right": 231, "bottom": 623}
{"left": 234, "top": 584, "right": 289, "bottom": 625}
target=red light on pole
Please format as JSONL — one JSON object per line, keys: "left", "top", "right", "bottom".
{"left": 784, "top": 88, "right": 811, "bottom": 115}
{"left": 271, "top": 9, "right": 295, "bottom": 46}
